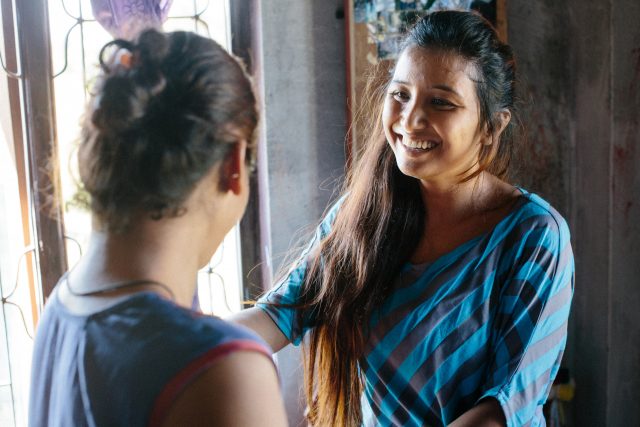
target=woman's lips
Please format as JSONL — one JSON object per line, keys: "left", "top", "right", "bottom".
{"left": 391, "top": 123, "right": 440, "bottom": 151}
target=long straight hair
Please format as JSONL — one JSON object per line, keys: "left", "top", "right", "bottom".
{"left": 301, "top": 78, "right": 425, "bottom": 426}
{"left": 298, "top": 11, "right": 520, "bottom": 426}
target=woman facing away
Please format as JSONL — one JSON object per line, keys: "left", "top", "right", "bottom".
{"left": 28, "top": 29, "right": 287, "bottom": 427}
{"left": 233, "top": 10, "right": 574, "bottom": 427}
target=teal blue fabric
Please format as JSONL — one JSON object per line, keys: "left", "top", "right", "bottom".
{"left": 258, "top": 189, "right": 574, "bottom": 427}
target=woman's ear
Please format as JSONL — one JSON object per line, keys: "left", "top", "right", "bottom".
{"left": 219, "top": 141, "right": 247, "bottom": 195}
{"left": 495, "top": 109, "right": 512, "bottom": 137}
{"left": 481, "top": 109, "right": 512, "bottom": 146}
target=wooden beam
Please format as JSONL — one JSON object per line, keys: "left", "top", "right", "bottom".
{"left": 1, "top": 0, "right": 40, "bottom": 325}
{"left": 496, "top": 0, "right": 508, "bottom": 42}
{"left": 229, "top": 0, "right": 271, "bottom": 302}
{"left": 15, "top": 0, "right": 67, "bottom": 299}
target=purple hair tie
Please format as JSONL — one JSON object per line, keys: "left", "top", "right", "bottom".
{"left": 91, "top": 0, "right": 174, "bottom": 39}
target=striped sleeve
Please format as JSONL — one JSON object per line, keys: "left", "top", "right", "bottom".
{"left": 480, "top": 213, "right": 574, "bottom": 427}
{"left": 256, "top": 199, "right": 342, "bottom": 345}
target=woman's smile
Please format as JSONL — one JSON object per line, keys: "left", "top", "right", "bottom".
{"left": 397, "top": 135, "right": 441, "bottom": 155}
{"left": 392, "top": 122, "right": 441, "bottom": 151}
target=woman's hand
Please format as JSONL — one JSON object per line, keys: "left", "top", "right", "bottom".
{"left": 448, "top": 398, "right": 506, "bottom": 427}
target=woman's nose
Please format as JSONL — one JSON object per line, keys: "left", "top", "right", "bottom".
{"left": 401, "top": 102, "right": 428, "bottom": 132}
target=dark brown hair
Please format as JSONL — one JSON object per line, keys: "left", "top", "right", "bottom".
{"left": 298, "top": 11, "right": 521, "bottom": 426}
{"left": 79, "top": 29, "right": 257, "bottom": 232}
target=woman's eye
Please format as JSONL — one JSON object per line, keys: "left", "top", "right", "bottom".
{"left": 390, "top": 90, "right": 409, "bottom": 101}
{"left": 431, "top": 98, "right": 454, "bottom": 109}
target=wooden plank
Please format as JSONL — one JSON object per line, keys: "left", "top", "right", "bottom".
{"left": 15, "top": 0, "right": 67, "bottom": 299}
{"left": 496, "top": 0, "right": 508, "bottom": 42}
{"left": 344, "top": 0, "right": 354, "bottom": 168}
{"left": 569, "top": 0, "right": 612, "bottom": 424}
{"left": 1, "top": 0, "right": 40, "bottom": 325}
{"left": 229, "top": 0, "right": 271, "bottom": 302}
{"left": 609, "top": 0, "right": 640, "bottom": 423}
{"left": 347, "top": 14, "right": 387, "bottom": 161}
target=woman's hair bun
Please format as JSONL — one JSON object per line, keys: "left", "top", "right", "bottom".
{"left": 91, "top": 76, "right": 140, "bottom": 134}
{"left": 92, "top": 30, "right": 170, "bottom": 135}
{"left": 137, "top": 29, "right": 170, "bottom": 65}
{"left": 134, "top": 29, "right": 170, "bottom": 90}
{"left": 80, "top": 29, "right": 258, "bottom": 232}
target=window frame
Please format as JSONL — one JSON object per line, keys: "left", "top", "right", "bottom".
{"left": 6, "top": 0, "right": 269, "bottom": 304}
{"left": 14, "top": 0, "right": 67, "bottom": 300}
{"left": 230, "top": 0, "right": 271, "bottom": 303}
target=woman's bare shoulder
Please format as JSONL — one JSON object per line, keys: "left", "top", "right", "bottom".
{"left": 160, "top": 350, "right": 287, "bottom": 427}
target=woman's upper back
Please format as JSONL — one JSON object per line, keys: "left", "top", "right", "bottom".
{"left": 29, "top": 287, "right": 271, "bottom": 427}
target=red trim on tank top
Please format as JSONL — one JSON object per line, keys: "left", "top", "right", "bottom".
{"left": 147, "top": 340, "right": 272, "bottom": 427}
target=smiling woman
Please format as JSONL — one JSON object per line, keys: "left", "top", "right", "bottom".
{"left": 235, "top": 10, "right": 574, "bottom": 427}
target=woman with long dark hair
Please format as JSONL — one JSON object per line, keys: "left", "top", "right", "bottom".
{"left": 235, "top": 10, "right": 574, "bottom": 427}
{"left": 29, "top": 30, "right": 287, "bottom": 426}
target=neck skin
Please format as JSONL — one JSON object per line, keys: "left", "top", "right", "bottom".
{"left": 61, "top": 166, "right": 241, "bottom": 313}
{"left": 59, "top": 142, "right": 248, "bottom": 315}
{"left": 419, "top": 171, "right": 493, "bottom": 226}
{"left": 67, "top": 211, "right": 225, "bottom": 308}
{"left": 411, "top": 170, "right": 519, "bottom": 265}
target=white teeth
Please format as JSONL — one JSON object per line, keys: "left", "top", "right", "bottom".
{"left": 401, "top": 138, "right": 438, "bottom": 150}
{"left": 392, "top": 125, "right": 438, "bottom": 149}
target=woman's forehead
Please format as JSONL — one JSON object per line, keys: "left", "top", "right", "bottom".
{"left": 393, "top": 46, "right": 479, "bottom": 85}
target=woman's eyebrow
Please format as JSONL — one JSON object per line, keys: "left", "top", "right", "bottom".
{"left": 390, "top": 80, "right": 462, "bottom": 98}
{"left": 432, "top": 84, "right": 462, "bottom": 97}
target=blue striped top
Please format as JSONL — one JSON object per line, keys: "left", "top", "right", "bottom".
{"left": 258, "top": 189, "right": 574, "bottom": 427}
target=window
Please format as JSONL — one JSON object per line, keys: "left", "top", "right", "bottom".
{"left": 48, "top": 0, "right": 243, "bottom": 316}
{"left": 1, "top": 1, "right": 39, "bottom": 425}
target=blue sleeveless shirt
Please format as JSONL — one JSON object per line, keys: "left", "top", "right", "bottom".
{"left": 29, "top": 287, "right": 272, "bottom": 427}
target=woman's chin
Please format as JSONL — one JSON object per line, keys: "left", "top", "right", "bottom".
{"left": 395, "top": 160, "right": 429, "bottom": 181}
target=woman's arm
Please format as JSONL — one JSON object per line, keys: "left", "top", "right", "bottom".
{"left": 160, "top": 350, "right": 288, "bottom": 427}
{"left": 448, "top": 398, "right": 506, "bottom": 427}
{"left": 230, "top": 307, "right": 290, "bottom": 353}
{"left": 475, "top": 211, "right": 574, "bottom": 426}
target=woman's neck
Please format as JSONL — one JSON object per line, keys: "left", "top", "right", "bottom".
{"left": 410, "top": 172, "right": 520, "bottom": 264}
{"left": 66, "top": 216, "right": 213, "bottom": 309}
{"left": 419, "top": 173, "right": 491, "bottom": 224}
